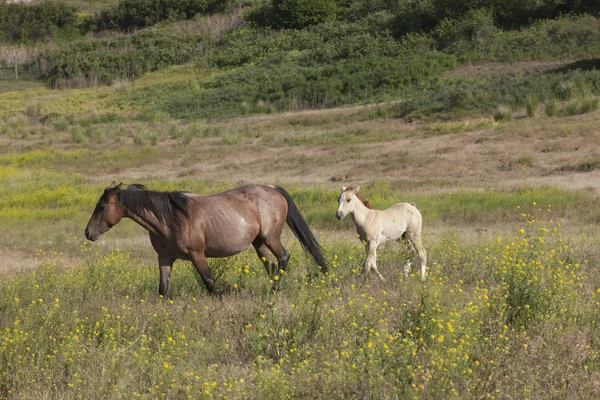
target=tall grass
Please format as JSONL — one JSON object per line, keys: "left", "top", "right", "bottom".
{"left": 0, "top": 208, "right": 597, "bottom": 398}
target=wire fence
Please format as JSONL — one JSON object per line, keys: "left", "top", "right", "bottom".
{"left": 0, "top": 63, "right": 19, "bottom": 80}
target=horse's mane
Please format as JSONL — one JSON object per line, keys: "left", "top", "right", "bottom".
{"left": 346, "top": 187, "right": 375, "bottom": 210}
{"left": 112, "top": 184, "right": 192, "bottom": 232}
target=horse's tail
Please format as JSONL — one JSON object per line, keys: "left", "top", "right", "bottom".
{"left": 274, "top": 186, "right": 328, "bottom": 274}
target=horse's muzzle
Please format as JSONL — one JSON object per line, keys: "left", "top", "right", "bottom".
{"left": 336, "top": 212, "right": 344, "bottom": 220}
{"left": 85, "top": 229, "right": 98, "bottom": 241}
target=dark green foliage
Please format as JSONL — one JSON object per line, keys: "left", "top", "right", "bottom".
{"left": 0, "top": 1, "right": 77, "bottom": 42}
{"left": 148, "top": 51, "right": 456, "bottom": 120}
{"left": 211, "top": 18, "right": 401, "bottom": 68}
{"left": 95, "top": 0, "right": 229, "bottom": 31}
{"left": 397, "top": 69, "right": 600, "bottom": 120}
{"left": 247, "top": 0, "right": 338, "bottom": 29}
{"left": 39, "top": 30, "right": 206, "bottom": 87}
{"left": 431, "top": 8, "right": 497, "bottom": 50}
{"left": 445, "top": 15, "right": 600, "bottom": 62}
{"left": 390, "top": 0, "right": 595, "bottom": 38}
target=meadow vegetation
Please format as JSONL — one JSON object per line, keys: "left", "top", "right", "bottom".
{"left": 2, "top": 194, "right": 600, "bottom": 398}
{"left": 2, "top": 0, "right": 600, "bottom": 398}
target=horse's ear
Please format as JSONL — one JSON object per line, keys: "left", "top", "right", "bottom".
{"left": 108, "top": 181, "right": 117, "bottom": 189}
{"left": 341, "top": 186, "right": 346, "bottom": 192}
{"left": 355, "top": 185, "right": 360, "bottom": 193}
{"left": 114, "top": 182, "right": 123, "bottom": 193}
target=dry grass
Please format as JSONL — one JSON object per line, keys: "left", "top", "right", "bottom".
{"left": 169, "top": 7, "right": 245, "bottom": 40}
{"left": 0, "top": 44, "right": 41, "bottom": 66}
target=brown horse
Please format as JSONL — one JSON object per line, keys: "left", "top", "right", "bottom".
{"left": 85, "top": 182, "right": 327, "bottom": 296}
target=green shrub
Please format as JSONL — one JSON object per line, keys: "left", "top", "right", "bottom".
{"left": 51, "top": 118, "right": 70, "bottom": 132}
{"left": 399, "top": 69, "right": 600, "bottom": 120}
{"left": 95, "top": 0, "right": 228, "bottom": 31}
{"left": 564, "top": 96, "right": 600, "bottom": 116}
{"left": 0, "top": 1, "right": 77, "bottom": 42}
{"left": 160, "top": 52, "right": 457, "bottom": 120}
{"left": 248, "top": 0, "right": 338, "bottom": 29}
{"left": 545, "top": 98, "right": 558, "bottom": 117}
{"left": 493, "top": 105, "right": 513, "bottom": 122}
{"left": 525, "top": 93, "right": 538, "bottom": 117}
{"left": 432, "top": 8, "right": 497, "bottom": 49}
{"left": 70, "top": 126, "right": 86, "bottom": 143}
{"left": 445, "top": 15, "right": 600, "bottom": 63}
{"left": 39, "top": 30, "right": 205, "bottom": 87}
{"left": 392, "top": 0, "right": 599, "bottom": 39}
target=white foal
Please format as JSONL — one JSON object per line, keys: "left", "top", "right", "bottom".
{"left": 336, "top": 186, "right": 427, "bottom": 281}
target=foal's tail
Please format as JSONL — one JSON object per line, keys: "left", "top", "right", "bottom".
{"left": 274, "top": 186, "right": 328, "bottom": 274}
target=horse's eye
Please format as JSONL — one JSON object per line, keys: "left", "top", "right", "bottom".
{"left": 98, "top": 205, "right": 106, "bottom": 211}
{"left": 346, "top": 199, "right": 351, "bottom": 203}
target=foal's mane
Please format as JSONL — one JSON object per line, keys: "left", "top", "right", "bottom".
{"left": 346, "top": 187, "right": 375, "bottom": 210}
{"left": 113, "top": 184, "right": 192, "bottom": 232}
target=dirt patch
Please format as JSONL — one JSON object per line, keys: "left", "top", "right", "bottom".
{"left": 0, "top": 248, "right": 40, "bottom": 273}
{"left": 83, "top": 107, "right": 600, "bottom": 196}
{"left": 447, "top": 60, "right": 574, "bottom": 79}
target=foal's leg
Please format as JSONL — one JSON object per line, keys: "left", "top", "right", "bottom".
{"left": 407, "top": 234, "right": 427, "bottom": 281}
{"left": 158, "top": 254, "right": 175, "bottom": 297}
{"left": 366, "top": 241, "right": 386, "bottom": 282}
{"left": 403, "top": 238, "right": 417, "bottom": 278}
{"left": 189, "top": 251, "right": 219, "bottom": 295}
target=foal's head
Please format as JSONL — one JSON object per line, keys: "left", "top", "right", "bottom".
{"left": 85, "top": 181, "right": 125, "bottom": 241}
{"left": 336, "top": 186, "right": 364, "bottom": 220}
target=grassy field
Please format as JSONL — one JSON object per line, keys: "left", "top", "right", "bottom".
{"left": 2, "top": 59, "right": 600, "bottom": 399}
{"left": 3, "top": 3, "right": 600, "bottom": 393}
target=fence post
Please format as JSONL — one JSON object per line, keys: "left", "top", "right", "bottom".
{"left": 14, "top": 55, "right": 18, "bottom": 80}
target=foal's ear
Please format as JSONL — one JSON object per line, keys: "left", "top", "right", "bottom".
{"left": 355, "top": 185, "right": 361, "bottom": 193}
{"left": 341, "top": 186, "right": 347, "bottom": 192}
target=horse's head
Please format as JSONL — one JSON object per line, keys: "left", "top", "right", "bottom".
{"left": 336, "top": 185, "right": 360, "bottom": 220}
{"left": 85, "top": 181, "right": 125, "bottom": 241}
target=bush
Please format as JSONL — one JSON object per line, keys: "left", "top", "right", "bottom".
{"left": 211, "top": 20, "right": 403, "bottom": 68}
{"left": 247, "top": 0, "right": 338, "bottom": 29}
{"left": 95, "top": 0, "right": 229, "bottom": 31}
{"left": 564, "top": 96, "right": 599, "bottom": 116}
{"left": 525, "top": 93, "right": 538, "bottom": 117}
{"left": 444, "top": 15, "right": 600, "bottom": 63}
{"left": 493, "top": 105, "right": 513, "bottom": 122}
{"left": 0, "top": 1, "right": 77, "bottom": 42}
{"left": 398, "top": 69, "right": 600, "bottom": 120}
{"left": 432, "top": 8, "right": 497, "bottom": 49}
{"left": 545, "top": 98, "right": 558, "bottom": 117}
{"left": 39, "top": 30, "right": 206, "bottom": 87}
{"left": 391, "top": 0, "right": 594, "bottom": 38}
{"left": 157, "top": 52, "right": 457, "bottom": 120}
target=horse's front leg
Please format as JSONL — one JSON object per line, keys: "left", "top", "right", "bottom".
{"left": 158, "top": 254, "right": 175, "bottom": 297}
{"left": 365, "top": 241, "right": 386, "bottom": 282}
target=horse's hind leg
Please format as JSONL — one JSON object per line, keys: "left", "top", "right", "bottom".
{"left": 402, "top": 235, "right": 416, "bottom": 278}
{"left": 189, "top": 251, "right": 220, "bottom": 295}
{"left": 263, "top": 236, "right": 290, "bottom": 290}
{"left": 253, "top": 237, "right": 277, "bottom": 277}
{"left": 407, "top": 234, "right": 427, "bottom": 281}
